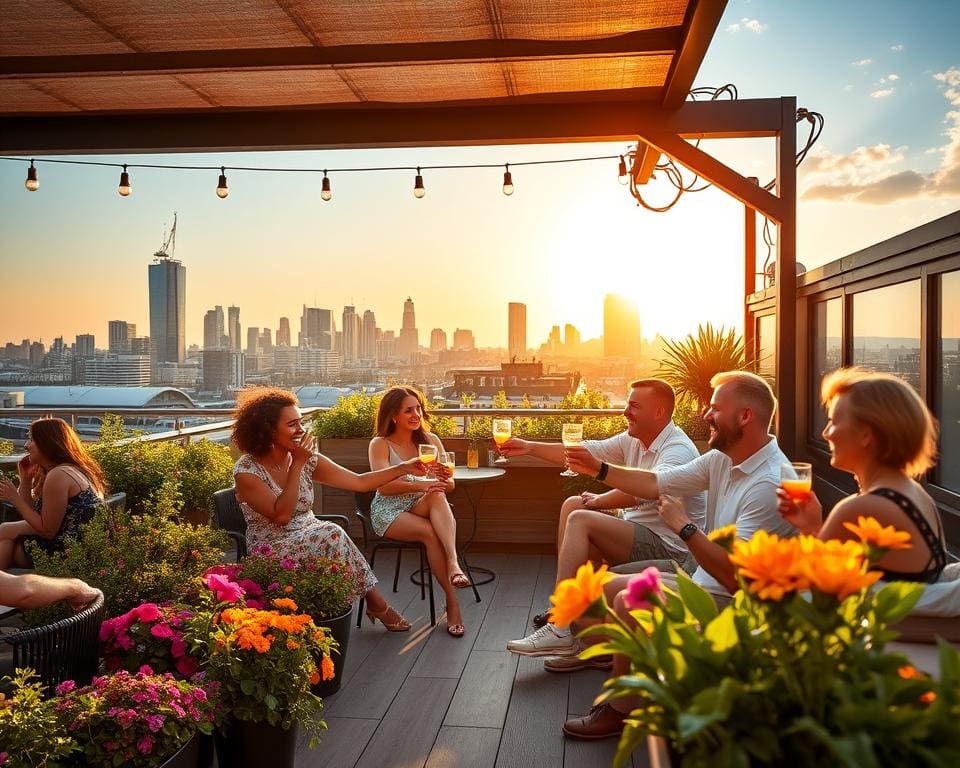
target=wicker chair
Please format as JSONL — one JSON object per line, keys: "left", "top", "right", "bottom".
{"left": 0, "top": 589, "right": 104, "bottom": 692}
{"left": 212, "top": 487, "right": 350, "bottom": 561}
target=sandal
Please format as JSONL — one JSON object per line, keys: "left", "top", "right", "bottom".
{"left": 450, "top": 571, "right": 472, "bottom": 589}
{"left": 444, "top": 605, "right": 465, "bottom": 637}
{"left": 365, "top": 605, "right": 411, "bottom": 632}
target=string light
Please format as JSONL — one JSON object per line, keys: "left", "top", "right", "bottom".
{"left": 502, "top": 164, "right": 514, "bottom": 195}
{"left": 24, "top": 160, "right": 38, "bottom": 191}
{"left": 321, "top": 170, "right": 332, "bottom": 201}
{"left": 118, "top": 164, "right": 131, "bottom": 196}
{"left": 413, "top": 167, "right": 425, "bottom": 198}
{"left": 216, "top": 166, "right": 229, "bottom": 199}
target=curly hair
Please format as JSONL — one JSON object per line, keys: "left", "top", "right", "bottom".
{"left": 232, "top": 387, "right": 298, "bottom": 456}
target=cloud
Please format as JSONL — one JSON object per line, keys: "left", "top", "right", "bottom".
{"left": 887, "top": 74, "right": 900, "bottom": 81}
{"left": 801, "top": 68, "right": 960, "bottom": 205}
{"left": 852, "top": 58, "right": 873, "bottom": 66}
{"left": 891, "top": 44, "right": 904, "bottom": 52}
{"left": 726, "top": 17, "right": 766, "bottom": 33}
{"left": 870, "top": 88, "right": 895, "bottom": 98}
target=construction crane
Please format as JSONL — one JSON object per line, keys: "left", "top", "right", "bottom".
{"left": 153, "top": 212, "right": 177, "bottom": 260}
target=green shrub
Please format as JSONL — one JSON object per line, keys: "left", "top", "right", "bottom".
{"left": 312, "top": 391, "right": 456, "bottom": 439}
{"left": 179, "top": 439, "right": 236, "bottom": 521}
{"left": 656, "top": 322, "right": 751, "bottom": 410}
{"left": 0, "top": 438, "right": 14, "bottom": 455}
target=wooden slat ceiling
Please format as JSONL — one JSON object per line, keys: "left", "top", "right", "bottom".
{"left": 0, "top": 0, "right": 728, "bottom": 153}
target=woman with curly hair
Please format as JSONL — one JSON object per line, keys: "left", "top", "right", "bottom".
{"left": 232, "top": 387, "right": 424, "bottom": 631}
{"left": 0, "top": 418, "right": 106, "bottom": 569}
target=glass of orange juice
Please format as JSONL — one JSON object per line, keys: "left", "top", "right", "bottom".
{"left": 418, "top": 443, "right": 438, "bottom": 478}
{"left": 492, "top": 418, "right": 512, "bottom": 465}
{"left": 781, "top": 462, "right": 812, "bottom": 503}
{"left": 442, "top": 451, "right": 456, "bottom": 476}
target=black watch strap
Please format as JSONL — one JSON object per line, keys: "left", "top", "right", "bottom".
{"left": 678, "top": 523, "right": 699, "bottom": 542}
{"left": 595, "top": 462, "right": 609, "bottom": 482}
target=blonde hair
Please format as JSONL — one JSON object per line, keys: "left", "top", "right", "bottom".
{"left": 709, "top": 371, "right": 777, "bottom": 430}
{"left": 821, "top": 367, "right": 937, "bottom": 477}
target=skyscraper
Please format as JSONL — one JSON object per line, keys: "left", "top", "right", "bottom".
{"left": 148, "top": 256, "right": 186, "bottom": 368}
{"left": 108, "top": 321, "right": 136, "bottom": 354}
{"left": 342, "top": 305, "right": 360, "bottom": 362}
{"left": 564, "top": 323, "right": 581, "bottom": 354}
{"left": 508, "top": 302, "right": 527, "bottom": 360}
{"left": 603, "top": 293, "right": 642, "bottom": 359}
{"left": 398, "top": 297, "right": 419, "bottom": 360}
{"left": 430, "top": 328, "right": 448, "bottom": 352}
{"left": 361, "top": 310, "right": 377, "bottom": 361}
{"left": 300, "top": 306, "right": 335, "bottom": 349}
{"left": 260, "top": 328, "right": 273, "bottom": 352}
{"left": 75, "top": 334, "right": 95, "bottom": 358}
{"left": 246, "top": 327, "right": 260, "bottom": 355}
{"left": 228, "top": 306, "right": 241, "bottom": 351}
{"left": 203, "top": 306, "right": 226, "bottom": 349}
{"left": 453, "top": 328, "right": 475, "bottom": 351}
{"left": 277, "top": 317, "right": 291, "bottom": 347}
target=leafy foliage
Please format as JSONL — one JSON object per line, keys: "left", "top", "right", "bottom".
{"left": 311, "top": 391, "right": 457, "bottom": 439}
{"left": 0, "top": 438, "right": 14, "bottom": 455}
{"left": 656, "top": 323, "right": 752, "bottom": 410}
{"left": 0, "top": 669, "right": 77, "bottom": 768}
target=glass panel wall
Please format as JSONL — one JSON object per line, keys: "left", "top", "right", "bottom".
{"left": 852, "top": 280, "right": 921, "bottom": 391}
{"left": 756, "top": 314, "right": 776, "bottom": 388}
{"left": 810, "top": 298, "right": 842, "bottom": 440}
{"left": 938, "top": 271, "right": 960, "bottom": 492}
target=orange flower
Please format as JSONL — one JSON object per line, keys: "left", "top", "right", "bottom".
{"left": 284, "top": 585, "right": 294, "bottom": 594}
{"left": 799, "top": 539, "right": 881, "bottom": 600}
{"left": 309, "top": 669, "right": 321, "bottom": 685}
{"left": 920, "top": 691, "right": 937, "bottom": 704}
{"left": 898, "top": 665, "right": 922, "bottom": 680}
{"left": 730, "top": 531, "right": 810, "bottom": 601}
{"left": 548, "top": 562, "right": 612, "bottom": 628}
{"left": 286, "top": 638, "right": 301, "bottom": 650}
{"left": 843, "top": 516, "right": 912, "bottom": 550}
{"left": 321, "top": 655, "right": 336, "bottom": 681}
{"left": 272, "top": 597, "right": 299, "bottom": 612}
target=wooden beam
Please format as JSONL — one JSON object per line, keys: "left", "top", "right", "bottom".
{"left": 744, "top": 189, "right": 757, "bottom": 355}
{"left": 662, "top": 0, "right": 729, "bottom": 107}
{"left": 774, "top": 97, "right": 798, "bottom": 454}
{"left": 631, "top": 141, "right": 660, "bottom": 185}
{"left": 636, "top": 129, "right": 787, "bottom": 221}
{"left": 0, "top": 97, "right": 790, "bottom": 155}
{"left": 0, "top": 30, "right": 682, "bottom": 79}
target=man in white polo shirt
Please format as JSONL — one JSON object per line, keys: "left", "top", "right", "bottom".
{"left": 501, "top": 378, "right": 706, "bottom": 659}
{"left": 560, "top": 370, "right": 796, "bottom": 740}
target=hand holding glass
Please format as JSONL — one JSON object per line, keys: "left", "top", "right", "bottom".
{"left": 419, "top": 443, "right": 438, "bottom": 478}
{"left": 442, "top": 452, "right": 456, "bottom": 474}
{"left": 560, "top": 423, "right": 584, "bottom": 477}
{"left": 492, "top": 419, "right": 512, "bottom": 465}
{"left": 781, "top": 462, "right": 812, "bottom": 503}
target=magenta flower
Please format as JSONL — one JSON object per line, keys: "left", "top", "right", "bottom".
{"left": 137, "top": 735, "right": 155, "bottom": 755}
{"left": 139, "top": 664, "right": 154, "bottom": 676}
{"left": 203, "top": 572, "right": 245, "bottom": 603}
{"left": 281, "top": 557, "right": 297, "bottom": 571}
{"left": 623, "top": 567, "right": 664, "bottom": 611}
{"left": 176, "top": 655, "right": 199, "bottom": 678}
{"left": 145, "top": 714, "right": 166, "bottom": 733}
{"left": 170, "top": 638, "right": 187, "bottom": 658}
{"left": 150, "top": 622, "right": 174, "bottom": 639}
{"left": 55, "top": 679, "right": 76, "bottom": 695}
{"left": 237, "top": 578, "right": 264, "bottom": 596}
{"left": 133, "top": 603, "right": 162, "bottom": 623}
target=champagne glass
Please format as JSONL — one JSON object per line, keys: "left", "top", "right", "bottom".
{"left": 418, "top": 443, "right": 438, "bottom": 479}
{"left": 781, "top": 462, "right": 812, "bottom": 503}
{"left": 492, "top": 418, "right": 512, "bottom": 465}
{"left": 442, "top": 451, "right": 456, "bottom": 476}
{"left": 560, "top": 422, "right": 584, "bottom": 477}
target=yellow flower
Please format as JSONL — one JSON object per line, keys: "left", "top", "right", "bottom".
{"left": 799, "top": 539, "right": 882, "bottom": 600}
{"left": 707, "top": 525, "right": 738, "bottom": 552}
{"left": 548, "top": 562, "right": 612, "bottom": 628}
{"left": 730, "top": 531, "right": 810, "bottom": 601}
{"left": 321, "top": 655, "right": 336, "bottom": 681}
{"left": 843, "top": 516, "right": 912, "bottom": 550}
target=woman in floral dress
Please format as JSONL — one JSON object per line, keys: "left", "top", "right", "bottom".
{"left": 232, "top": 387, "right": 423, "bottom": 631}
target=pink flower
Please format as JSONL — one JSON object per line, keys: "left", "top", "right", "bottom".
{"left": 245, "top": 599, "right": 264, "bottom": 609}
{"left": 252, "top": 543, "right": 274, "bottom": 556}
{"left": 139, "top": 664, "right": 154, "bottom": 675}
{"left": 145, "top": 714, "right": 166, "bottom": 733}
{"left": 237, "top": 578, "right": 263, "bottom": 596}
{"left": 0, "top": 751, "right": 7, "bottom": 765}
{"left": 176, "top": 655, "right": 199, "bottom": 677}
{"left": 150, "top": 623, "right": 174, "bottom": 639}
{"left": 133, "top": 603, "right": 162, "bottom": 623}
{"left": 137, "top": 735, "right": 155, "bottom": 755}
{"left": 114, "top": 634, "right": 135, "bottom": 651}
{"left": 55, "top": 679, "right": 76, "bottom": 695}
{"left": 204, "top": 563, "right": 241, "bottom": 580}
{"left": 267, "top": 581, "right": 280, "bottom": 591}
{"left": 623, "top": 567, "right": 664, "bottom": 611}
{"left": 281, "top": 557, "right": 297, "bottom": 571}
{"left": 170, "top": 638, "right": 187, "bottom": 658}
{"left": 203, "top": 573, "right": 245, "bottom": 603}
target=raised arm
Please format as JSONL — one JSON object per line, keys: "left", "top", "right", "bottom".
{"left": 316, "top": 448, "right": 423, "bottom": 493}
{"left": 0, "top": 469, "right": 74, "bottom": 538}
{"left": 498, "top": 437, "right": 566, "bottom": 465}
{"left": 368, "top": 437, "right": 434, "bottom": 496}
{"left": 564, "top": 446, "right": 661, "bottom": 499}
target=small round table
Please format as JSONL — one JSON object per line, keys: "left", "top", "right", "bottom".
{"left": 453, "top": 466, "right": 506, "bottom": 586}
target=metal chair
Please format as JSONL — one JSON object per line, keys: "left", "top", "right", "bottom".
{"left": 212, "top": 487, "right": 350, "bottom": 561}
{"left": 0, "top": 590, "right": 104, "bottom": 693}
{"left": 354, "top": 491, "right": 436, "bottom": 627}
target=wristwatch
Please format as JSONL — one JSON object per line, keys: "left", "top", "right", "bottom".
{"left": 678, "top": 522, "right": 699, "bottom": 542}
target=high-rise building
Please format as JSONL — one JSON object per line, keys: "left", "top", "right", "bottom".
{"left": 131, "top": 337, "right": 151, "bottom": 356}
{"left": 547, "top": 325, "right": 562, "bottom": 354}
{"left": 361, "top": 310, "right": 377, "bottom": 360}
{"left": 260, "top": 328, "right": 273, "bottom": 352}
{"left": 203, "top": 306, "right": 226, "bottom": 349}
{"left": 300, "top": 306, "right": 335, "bottom": 349}
{"left": 452, "top": 328, "right": 475, "bottom": 351}
{"left": 80, "top": 355, "right": 151, "bottom": 386}
{"left": 377, "top": 331, "right": 398, "bottom": 362}
{"left": 342, "top": 305, "right": 360, "bottom": 362}
{"left": 202, "top": 349, "right": 245, "bottom": 392}
{"left": 148, "top": 256, "right": 186, "bottom": 370}
{"left": 108, "top": 321, "right": 136, "bottom": 354}
{"left": 564, "top": 323, "right": 581, "bottom": 354}
{"left": 75, "top": 334, "right": 95, "bottom": 358}
{"left": 228, "top": 306, "right": 241, "bottom": 351}
{"left": 603, "top": 293, "right": 642, "bottom": 359}
{"left": 398, "top": 297, "right": 419, "bottom": 360}
{"left": 246, "top": 327, "right": 260, "bottom": 355}
{"left": 277, "top": 317, "right": 291, "bottom": 347}
{"left": 430, "top": 328, "right": 448, "bottom": 352}
{"left": 297, "top": 348, "right": 342, "bottom": 381}
{"left": 508, "top": 302, "right": 527, "bottom": 361}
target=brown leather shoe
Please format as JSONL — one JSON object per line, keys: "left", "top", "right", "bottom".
{"left": 562, "top": 704, "right": 626, "bottom": 740}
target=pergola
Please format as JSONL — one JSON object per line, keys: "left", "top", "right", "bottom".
{"left": 0, "top": 0, "right": 799, "bottom": 450}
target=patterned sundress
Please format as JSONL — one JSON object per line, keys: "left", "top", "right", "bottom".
{"left": 233, "top": 454, "right": 377, "bottom": 593}
{"left": 369, "top": 443, "right": 425, "bottom": 536}
{"left": 20, "top": 465, "right": 103, "bottom": 562}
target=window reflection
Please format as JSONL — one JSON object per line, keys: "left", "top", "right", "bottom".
{"left": 811, "top": 298, "right": 842, "bottom": 440}
{"left": 852, "top": 281, "right": 920, "bottom": 391}
{"left": 756, "top": 314, "right": 776, "bottom": 388}
{"left": 938, "top": 271, "right": 960, "bottom": 492}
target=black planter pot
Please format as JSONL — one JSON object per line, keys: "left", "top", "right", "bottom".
{"left": 214, "top": 719, "right": 298, "bottom": 768}
{"left": 158, "top": 733, "right": 201, "bottom": 768}
{"left": 312, "top": 606, "right": 352, "bottom": 698}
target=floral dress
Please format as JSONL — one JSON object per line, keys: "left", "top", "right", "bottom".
{"left": 233, "top": 454, "right": 377, "bottom": 593}
{"left": 369, "top": 443, "right": 425, "bottom": 536}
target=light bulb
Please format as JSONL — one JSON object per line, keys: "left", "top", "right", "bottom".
{"left": 25, "top": 161, "right": 39, "bottom": 192}
{"left": 502, "top": 165, "right": 514, "bottom": 196}
{"left": 413, "top": 168, "right": 425, "bottom": 198}
{"left": 118, "top": 165, "right": 132, "bottom": 196}
{"left": 618, "top": 155, "right": 629, "bottom": 185}
{"left": 321, "top": 172, "right": 332, "bottom": 201}
{"left": 216, "top": 167, "right": 229, "bottom": 199}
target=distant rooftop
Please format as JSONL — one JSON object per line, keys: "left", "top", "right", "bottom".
{"left": 293, "top": 385, "right": 384, "bottom": 407}
{"left": 14, "top": 385, "right": 196, "bottom": 408}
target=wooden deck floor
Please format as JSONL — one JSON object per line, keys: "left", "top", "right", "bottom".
{"left": 295, "top": 551, "right": 649, "bottom": 768}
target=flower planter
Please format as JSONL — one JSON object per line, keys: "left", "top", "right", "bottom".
{"left": 159, "top": 733, "right": 203, "bottom": 768}
{"left": 312, "top": 606, "right": 352, "bottom": 698}
{"left": 214, "top": 719, "right": 298, "bottom": 768}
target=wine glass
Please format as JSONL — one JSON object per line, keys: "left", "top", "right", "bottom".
{"left": 441, "top": 451, "right": 456, "bottom": 477}
{"left": 560, "top": 422, "right": 584, "bottom": 477}
{"left": 492, "top": 418, "right": 512, "bottom": 465}
{"left": 781, "top": 462, "right": 812, "bottom": 503}
{"left": 418, "top": 443, "right": 438, "bottom": 479}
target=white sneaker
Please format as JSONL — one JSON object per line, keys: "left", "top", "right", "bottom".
{"left": 506, "top": 624, "right": 576, "bottom": 657}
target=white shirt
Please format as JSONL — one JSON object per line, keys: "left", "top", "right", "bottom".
{"left": 583, "top": 422, "right": 706, "bottom": 551}
{"left": 657, "top": 436, "right": 796, "bottom": 592}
